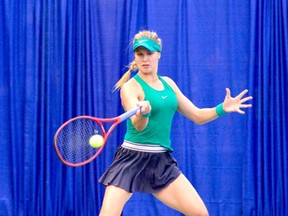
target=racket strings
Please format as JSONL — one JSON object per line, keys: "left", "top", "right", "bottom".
{"left": 56, "top": 119, "right": 101, "bottom": 164}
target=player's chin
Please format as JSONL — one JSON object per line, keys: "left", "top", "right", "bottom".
{"left": 140, "top": 65, "right": 151, "bottom": 71}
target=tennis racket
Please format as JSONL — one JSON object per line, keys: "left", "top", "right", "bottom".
{"left": 54, "top": 106, "right": 140, "bottom": 167}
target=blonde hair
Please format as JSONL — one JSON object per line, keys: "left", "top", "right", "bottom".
{"left": 114, "top": 30, "right": 162, "bottom": 90}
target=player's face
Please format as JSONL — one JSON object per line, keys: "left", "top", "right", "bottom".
{"left": 134, "top": 47, "right": 161, "bottom": 74}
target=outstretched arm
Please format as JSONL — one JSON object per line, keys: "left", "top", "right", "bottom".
{"left": 162, "top": 77, "right": 253, "bottom": 125}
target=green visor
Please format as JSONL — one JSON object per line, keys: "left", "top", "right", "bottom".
{"left": 133, "top": 38, "right": 161, "bottom": 52}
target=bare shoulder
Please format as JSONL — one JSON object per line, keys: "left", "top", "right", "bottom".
{"left": 120, "top": 77, "right": 144, "bottom": 100}
{"left": 121, "top": 78, "right": 141, "bottom": 93}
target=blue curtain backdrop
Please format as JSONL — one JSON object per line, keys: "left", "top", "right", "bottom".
{"left": 0, "top": 0, "right": 287, "bottom": 216}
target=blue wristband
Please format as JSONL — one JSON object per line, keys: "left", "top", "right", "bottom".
{"left": 216, "top": 103, "right": 227, "bottom": 117}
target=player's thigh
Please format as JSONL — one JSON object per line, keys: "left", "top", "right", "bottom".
{"left": 99, "top": 185, "right": 133, "bottom": 216}
{"left": 153, "top": 174, "right": 208, "bottom": 216}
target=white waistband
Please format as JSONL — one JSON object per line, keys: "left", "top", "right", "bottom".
{"left": 121, "top": 141, "right": 167, "bottom": 153}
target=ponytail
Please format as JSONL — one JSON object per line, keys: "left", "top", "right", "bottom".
{"left": 114, "top": 60, "right": 137, "bottom": 90}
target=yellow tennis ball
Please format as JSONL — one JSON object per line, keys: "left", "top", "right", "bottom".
{"left": 89, "top": 134, "right": 104, "bottom": 148}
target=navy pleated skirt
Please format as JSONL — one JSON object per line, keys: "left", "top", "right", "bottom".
{"left": 98, "top": 145, "right": 181, "bottom": 193}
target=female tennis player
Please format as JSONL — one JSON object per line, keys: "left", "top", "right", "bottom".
{"left": 98, "top": 30, "right": 252, "bottom": 216}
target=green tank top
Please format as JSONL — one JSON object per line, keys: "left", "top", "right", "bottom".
{"left": 124, "top": 74, "right": 178, "bottom": 151}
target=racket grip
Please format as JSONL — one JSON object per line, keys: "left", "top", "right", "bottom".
{"left": 119, "top": 107, "right": 141, "bottom": 121}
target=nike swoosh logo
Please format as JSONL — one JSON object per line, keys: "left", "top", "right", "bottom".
{"left": 162, "top": 95, "right": 168, "bottom": 99}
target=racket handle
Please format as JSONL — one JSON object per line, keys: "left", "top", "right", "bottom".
{"left": 119, "top": 107, "right": 141, "bottom": 121}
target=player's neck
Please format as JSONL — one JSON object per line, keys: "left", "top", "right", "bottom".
{"left": 138, "top": 72, "right": 159, "bottom": 83}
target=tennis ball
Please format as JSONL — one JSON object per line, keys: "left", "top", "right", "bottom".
{"left": 89, "top": 134, "right": 104, "bottom": 148}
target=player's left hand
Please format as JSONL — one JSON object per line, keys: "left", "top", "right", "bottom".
{"left": 223, "top": 88, "right": 253, "bottom": 114}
